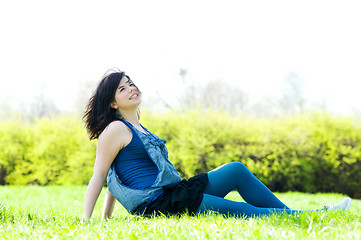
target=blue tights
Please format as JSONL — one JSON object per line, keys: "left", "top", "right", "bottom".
{"left": 195, "top": 162, "right": 309, "bottom": 217}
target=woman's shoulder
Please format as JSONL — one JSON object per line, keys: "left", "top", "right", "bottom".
{"left": 105, "top": 120, "right": 128, "bottom": 132}
{"left": 99, "top": 120, "right": 131, "bottom": 143}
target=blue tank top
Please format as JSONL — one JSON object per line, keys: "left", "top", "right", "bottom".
{"left": 107, "top": 120, "right": 182, "bottom": 213}
{"left": 114, "top": 125, "right": 159, "bottom": 190}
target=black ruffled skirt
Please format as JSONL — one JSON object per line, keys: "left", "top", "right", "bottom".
{"left": 141, "top": 173, "right": 209, "bottom": 216}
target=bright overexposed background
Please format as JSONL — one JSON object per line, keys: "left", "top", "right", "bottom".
{"left": 1, "top": 0, "right": 360, "bottom": 116}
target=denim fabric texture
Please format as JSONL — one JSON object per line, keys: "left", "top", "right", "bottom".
{"left": 107, "top": 120, "right": 182, "bottom": 212}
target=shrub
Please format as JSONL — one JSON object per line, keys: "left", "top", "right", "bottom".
{"left": 0, "top": 121, "right": 34, "bottom": 184}
{"left": 142, "top": 110, "right": 361, "bottom": 198}
{"left": 1, "top": 115, "right": 95, "bottom": 185}
{"left": 0, "top": 110, "right": 360, "bottom": 198}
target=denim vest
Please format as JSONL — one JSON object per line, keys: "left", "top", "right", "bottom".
{"left": 107, "top": 120, "right": 182, "bottom": 213}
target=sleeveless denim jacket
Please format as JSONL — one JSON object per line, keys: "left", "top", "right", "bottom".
{"left": 107, "top": 120, "right": 182, "bottom": 213}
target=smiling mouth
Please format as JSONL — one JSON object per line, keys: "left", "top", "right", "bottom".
{"left": 129, "top": 93, "right": 139, "bottom": 100}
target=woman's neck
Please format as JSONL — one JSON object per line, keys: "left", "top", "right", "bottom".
{"left": 120, "top": 110, "right": 140, "bottom": 128}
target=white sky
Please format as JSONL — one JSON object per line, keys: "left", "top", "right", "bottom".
{"left": 1, "top": 0, "right": 360, "bottom": 114}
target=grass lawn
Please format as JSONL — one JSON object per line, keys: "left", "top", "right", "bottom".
{"left": 1, "top": 186, "right": 360, "bottom": 239}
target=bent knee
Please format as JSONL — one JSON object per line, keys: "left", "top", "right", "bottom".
{"left": 226, "top": 161, "right": 245, "bottom": 169}
{"left": 224, "top": 162, "right": 247, "bottom": 175}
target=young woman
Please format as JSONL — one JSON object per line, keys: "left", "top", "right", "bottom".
{"left": 82, "top": 69, "right": 352, "bottom": 220}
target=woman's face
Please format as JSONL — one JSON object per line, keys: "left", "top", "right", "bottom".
{"left": 111, "top": 76, "right": 141, "bottom": 111}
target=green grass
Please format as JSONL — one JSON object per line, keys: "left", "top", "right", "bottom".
{"left": 1, "top": 186, "right": 360, "bottom": 239}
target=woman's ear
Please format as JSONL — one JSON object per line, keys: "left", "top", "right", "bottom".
{"left": 110, "top": 102, "right": 118, "bottom": 109}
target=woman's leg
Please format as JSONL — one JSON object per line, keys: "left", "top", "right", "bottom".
{"left": 195, "top": 193, "right": 303, "bottom": 218}
{"left": 197, "top": 162, "right": 350, "bottom": 217}
{"left": 203, "top": 162, "right": 289, "bottom": 209}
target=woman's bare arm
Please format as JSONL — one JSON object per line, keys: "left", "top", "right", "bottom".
{"left": 102, "top": 188, "right": 116, "bottom": 219}
{"left": 83, "top": 173, "right": 107, "bottom": 219}
{"left": 82, "top": 121, "right": 128, "bottom": 220}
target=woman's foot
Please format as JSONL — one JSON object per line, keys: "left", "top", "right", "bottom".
{"left": 324, "top": 197, "right": 352, "bottom": 211}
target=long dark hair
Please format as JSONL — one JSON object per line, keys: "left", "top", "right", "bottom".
{"left": 83, "top": 69, "right": 138, "bottom": 140}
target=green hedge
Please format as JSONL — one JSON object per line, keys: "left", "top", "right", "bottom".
{"left": 0, "top": 116, "right": 96, "bottom": 185}
{"left": 1, "top": 110, "right": 361, "bottom": 198}
{"left": 142, "top": 110, "right": 361, "bottom": 198}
